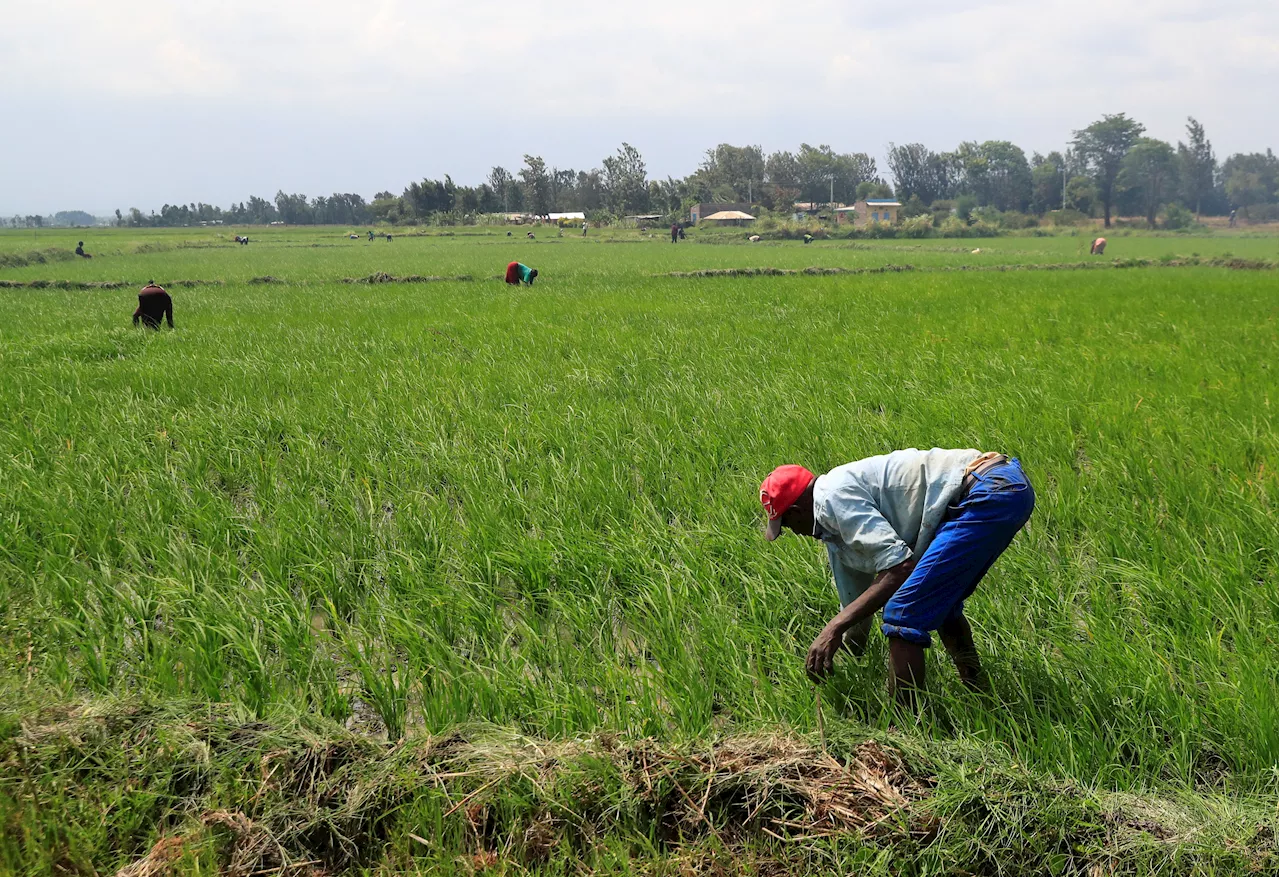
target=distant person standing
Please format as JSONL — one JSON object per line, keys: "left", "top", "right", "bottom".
{"left": 582, "top": 221, "right": 589, "bottom": 237}
{"left": 133, "top": 282, "right": 173, "bottom": 330}
{"left": 369, "top": 230, "right": 375, "bottom": 241}
{"left": 671, "top": 223, "right": 679, "bottom": 243}
{"left": 1090, "top": 237, "right": 1107, "bottom": 256}
{"left": 1228, "top": 208, "right": 1237, "bottom": 228}
{"left": 75, "top": 241, "right": 91, "bottom": 258}
{"left": 504, "top": 261, "right": 538, "bottom": 286}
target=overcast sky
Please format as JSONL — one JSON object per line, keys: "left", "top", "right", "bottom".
{"left": 2, "top": 0, "right": 1276, "bottom": 215}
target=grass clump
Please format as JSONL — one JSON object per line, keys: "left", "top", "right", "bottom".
{"left": 0, "top": 246, "right": 76, "bottom": 269}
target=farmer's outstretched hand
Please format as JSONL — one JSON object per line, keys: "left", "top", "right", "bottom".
{"left": 806, "top": 625, "right": 843, "bottom": 681}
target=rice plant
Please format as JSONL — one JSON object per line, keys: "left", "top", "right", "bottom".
{"left": 0, "top": 226, "right": 1274, "bottom": 874}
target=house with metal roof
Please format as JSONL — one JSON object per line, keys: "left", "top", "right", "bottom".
{"left": 835, "top": 199, "right": 902, "bottom": 226}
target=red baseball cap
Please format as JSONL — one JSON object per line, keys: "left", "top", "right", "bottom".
{"left": 760, "top": 464, "right": 816, "bottom": 541}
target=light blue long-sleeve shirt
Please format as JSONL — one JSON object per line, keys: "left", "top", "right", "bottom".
{"left": 813, "top": 448, "right": 982, "bottom": 607}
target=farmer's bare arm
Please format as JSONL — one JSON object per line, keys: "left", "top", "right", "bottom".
{"left": 806, "top": 558, "right": 916, "bottom": 680}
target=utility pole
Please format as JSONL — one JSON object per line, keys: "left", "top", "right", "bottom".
{"left": 829, "top": 175, "right": 835, "bottom": 208}
{"left": 1062, "top": 164, "right": 1067, "bottom": 211}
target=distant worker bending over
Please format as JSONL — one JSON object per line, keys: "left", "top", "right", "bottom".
{"left": 75, "top": 241, "right": 92, "bottom": 258}
{"left": 133, "top": 281, "right": 174, "bottom": 329}
{"left": 760, "top": 448, "right": 1034, "bottom": 709}
{"left": 1090, "top": 237, "right": 1107, "bottom": 255}
{"left": 504, "top": 261, "right": 538, "bottom": 286}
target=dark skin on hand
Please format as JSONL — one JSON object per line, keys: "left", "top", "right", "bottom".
{"left": 778, "top": 480, "right": 988, "bottom": 708}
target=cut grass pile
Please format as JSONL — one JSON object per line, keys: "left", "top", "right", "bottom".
{"left": 342, "top": 272, "right": 476, "bottom": 284}
{"left": 0, "top": 226, "right": 1275, "bottom": 873}
{"left": 0, "top": 246, "right": 77, "bottom": 270}
{"left": 2, "top": 698, "right": 1273, "bottom": 876}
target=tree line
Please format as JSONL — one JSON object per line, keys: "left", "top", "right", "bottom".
{"left": 10, "top": 114, "right": 1276, "bottom": 230}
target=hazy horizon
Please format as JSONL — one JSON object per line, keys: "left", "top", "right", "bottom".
{"left": 3, "top": 0, "right": 1276, "bottom": 216}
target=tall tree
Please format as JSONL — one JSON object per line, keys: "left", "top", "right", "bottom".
{"left": 1176, "top": 117, "right": 1216, "bottom": 217}
{"left": 791, "top": 144, "right": 877, "bottom": 205}
{"left": 698, "top": 144, "right": 766, "bottom": 201}
{"left": 955, "top": 141, "right": 1032, "bottom": 211}
{"left": 1072, "top": 113, "right": 1145, "bottom": 227}
{"left": 765, "top": 151, "right": 800, "bottom": 190}
{"left": 402, "top": 178, "right": 456, "bottom": 218}
{"left": 274, "top": 191, "right": 313, "bottom": 224}
{"left": 601, "top": 143, "right": 649, "bottom": 214}
{"left": 1065, "top": 176, "right": 1098, "bottom": 215}
{"left": 886, "top": 143, "right": 957, "bottom": 206}
{"left": 1222, "top": 150, "right": 1279, "bottom": 219}
{"left": 1030, "top": 152, "right": 1068, "bottom": 213}
{"left": 576, "top": 170, "right": 604, "bottom": 211}
{"left": 651, "top": 176, "right": 688, "bottom": 216}
{"left": 1122, "top": 138, "right": 1177, "bottom": 227}
{"left": 488, "top": 167, "right": 514, "bottom": 212}
{"left": 519, "top": 155, "right": 552, "bottom": 215}
{"left": 549, "top": 168, "right": 577, "bottom": 211}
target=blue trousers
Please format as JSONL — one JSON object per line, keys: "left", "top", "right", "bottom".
{"left": 881, "top": 459, "right": 1034, "bottom": 646}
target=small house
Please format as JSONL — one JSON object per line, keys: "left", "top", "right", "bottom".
{"left": 836, "top": 199, "right": 902, "bottom": 226}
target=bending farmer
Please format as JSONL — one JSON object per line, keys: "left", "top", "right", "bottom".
{"left": 760, "top": 448, "right": 1034, "bottom": 708}
{"left": 504, "top": 261, "right": 538, "bottom": 285}
{"left": 133, "top": 281, "right": 174, "bottom": 329}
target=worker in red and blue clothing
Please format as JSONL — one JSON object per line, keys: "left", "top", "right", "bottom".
{"left": 504, "top": 261, "right": 538, "bottom": 285}
{"left": 761, "top": 449, "right": 1034, "bottom": 709}
{"left": 133, "top": 281, "right": 174, "bottom": 329}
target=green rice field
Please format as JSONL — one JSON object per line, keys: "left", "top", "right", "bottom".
{"left": 0, "top": 225, "right": 1276, "bottom": 875}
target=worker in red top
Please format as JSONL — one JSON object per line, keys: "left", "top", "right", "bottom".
{"left": 133, "top": 281, "right": 174, "bottom": 329}
{"left": 504, "top": 261, "right": 538, "bottom": 285}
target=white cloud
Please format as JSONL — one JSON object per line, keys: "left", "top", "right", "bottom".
{"left": 1, "top": 0, "right": 1274, "bottom": 212}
